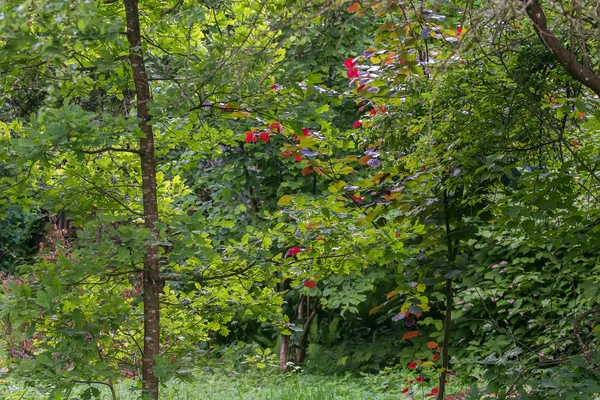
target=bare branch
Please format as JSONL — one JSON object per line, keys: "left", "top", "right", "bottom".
{"left": 523, "top": 0, "right": 600, "bottom": 96}
{"left": 78, "top": 146, "right": 141, "bottom": 155}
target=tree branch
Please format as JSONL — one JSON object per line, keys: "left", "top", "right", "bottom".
{"left": 523, "top": 0, "right": 600, "bottom": 96}
{"left": 79, "top": 146, "right": 141, "bottom": 155}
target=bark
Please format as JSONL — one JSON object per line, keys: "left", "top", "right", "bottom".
{"left": 523, "top": 0, "right": 600, "bottom": 97}
{"left": 122, "top": 0, "right": 161, "bottom": 398}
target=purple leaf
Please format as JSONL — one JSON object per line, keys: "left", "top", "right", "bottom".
{"left": 365, "top": 148, "right": 380, "bottom": 157}
{"left": 392, "top": 313, "right": 406, "bottom": 322}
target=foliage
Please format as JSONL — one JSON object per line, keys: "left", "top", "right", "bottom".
{"left": 1, "top": 0, "right": 600, "bottom": 399}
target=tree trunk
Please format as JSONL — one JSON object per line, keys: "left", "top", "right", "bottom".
{"left": 279, "top": 334, "right": 290, "bottom": 371}
{"left": 294, "top": 303, "right": 319, "bottom": 365}
{"left": 437, "top": 277, "right": 453, "bottom": 400}
{"left": 438, "top": 190, "right": 456, "bottom": 400}
{"left": 294, "top": 299, "right": 304, "bottom": 365}
{"left": 279, "top": 278, "right": 291, "bottom": 371}
{"left": 122, "top": 0, "right": 161, "bottom": 398}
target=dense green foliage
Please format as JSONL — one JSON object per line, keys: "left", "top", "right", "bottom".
{"left": 1, "top": 0, "right": 599, "bottom": 399}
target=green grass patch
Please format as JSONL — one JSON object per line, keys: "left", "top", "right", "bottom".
{"left": 1, "top": 369, "right": 410, "bottom": 400}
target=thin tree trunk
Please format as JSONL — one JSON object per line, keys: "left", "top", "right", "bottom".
{"left": 294, "top": 304, "right": 319, "bottom": 365}
{"left": 122, "top": 0, "right": 161, "bottom": 398}
{"left": 108, "top": 378, "right": 117, "bottom": 400}
{"left": 437, "top": 277, "right": 453, "bottom": 400}
{"left": 279, "top": 334, "right": 290, "bottom": 371}
{"left": 438, "top": 190, "right": 456, "bottom": 400}
{"left": 294, "top": 299, "right": 304, "bottom": 365}
{"left": 280, "top": 279, "right": 291, "bottom": 371}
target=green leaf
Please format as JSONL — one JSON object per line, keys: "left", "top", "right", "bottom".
{"left": 277, "top": 195, "right": 293, "bottom": 206}
{"left": 315, "top": 104, "right": 329, "bottom": 114}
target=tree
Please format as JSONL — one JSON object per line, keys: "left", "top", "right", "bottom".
{"left": 0, "top": 0, "right": 347, "bottom": 398}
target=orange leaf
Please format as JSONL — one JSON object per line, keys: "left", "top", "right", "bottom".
{"left": 269, "top": 121, "right": 281, "bottom": 132}
{"left": 358, "top": 155, "right": 371, "bottom": 165}
{"left": 427, "top": 341, "right": 438, "bottom": 349}
{"left": 369, "top": 304, "right": 384, "bottom": 315}
{"left": 301, "top": 166, "right": 313, "bottom": 176}
{"left": 386, "top": 291, "right": 399, "bottom": 300}
{"left": 313, "top": 167, "right": 324, "bottom": 175}
{"left": 347, "top": 2, "right": 360, "bottom": 12}
{"left": 402, "top": 331, "right": 419, "bottom": 340}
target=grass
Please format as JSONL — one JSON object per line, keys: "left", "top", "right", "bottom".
{"left": 1, "top": 369, "right": 411, "bottom": 400}
{"left": 106, "top": 371, "right": 402, "bottom": 400}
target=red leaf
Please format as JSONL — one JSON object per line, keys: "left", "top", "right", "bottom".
{"left": 577, "top": 112, "right": 585, "bottom": 119}
{"left": 281, "top": 151, "right": 292, "bottom": 157}
{"left": 301, "top": 166, "right": 313, "bottom": 176}
{"left": 433, "top": 353, "right": 439, "bottom": 361}
{"left": 402, "top": 331, "right": 419, "bottom": 340}
{"left": 270, "top": 84, "right": 278, "bottom": 90}
{"left": 431, "top": 388, "right": 439, "bottom": 395}
{"left": 302, "top": 127, "right": 310, "bottom": 136}
{"left": 370, "top": 109, "right": 377, "bottom": 115}
{"left": 344, "top": 58, "right": 356, "bottom": 69}
{"left": 259, "top": 132, "right": 270, "bottom": 143}
{"left": 346, "top": 67, "right": 359, "bottom": 78}
{"left": 304, "top": 279, "right": 316, "bottom": 288}
{"left": 293, "top": 135, "right": 299, "bottom": 141}
{"left": 378, "top": 106, "right": 387, "bottom": 113}
{"left": 571, "top": 140, "right": 580, "bottom": 147}
{"left": 245, "top": 131, "right": 254, "bottom": 143}
{"left": 409, "top": 380, "right": 413, "bottom": 384}
{"left": 352, "top": 196, "right": 363, "bottom": 202}
{"left": 353, "top": 120, "right": 362, "bottom": 129}
{"left": 416, "top": 376, "right": 424, "bottom": 382}
{"left": 408, "top": 361, "right": 417, "bottom": 369}
{"left": 294, "top": 156, "right": 302, "bottom": 162}
{"left": 357, "top": 84, "right": 365, "bottom": 92}
{"left": 401, "top": 388, "right": 409, "bottom": 393}
{"left": 286, "top": 247, "right": 303, "bottom": 257}
{"left": 456, "top": 27, "right": 463, "bottom": 35}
